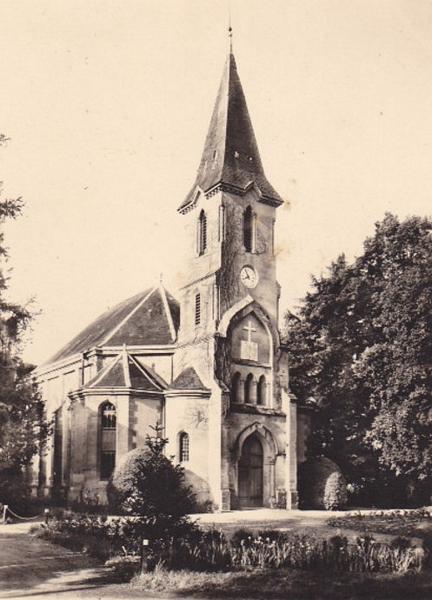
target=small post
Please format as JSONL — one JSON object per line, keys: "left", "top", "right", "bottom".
{"left": 2, "top": 505, "right": 8, "bottom": 524}
{"left": 141, "top": 538, "right": 149, "bottom": 573}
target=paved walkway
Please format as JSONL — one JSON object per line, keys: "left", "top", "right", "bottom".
{"left": 196, "top": 507, "right": 345, "bottom": 524}
{"left": 0, "top": 521, "right": 114, "bottom": 599}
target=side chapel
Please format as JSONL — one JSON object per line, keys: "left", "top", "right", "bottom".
{"left": 35, "top": 40, "right": 311, "bottom": 511}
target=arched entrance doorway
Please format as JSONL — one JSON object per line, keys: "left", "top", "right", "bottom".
{"left": 238, "top": 434, "right": 263, "bottom": 508}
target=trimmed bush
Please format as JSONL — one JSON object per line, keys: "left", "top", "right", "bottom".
{"left": 324, "top": 471, "right": 348, "bottom": 510}
{"left": 107, "top": 431, "right": 196, "bottom": 521}
{"left": 298, "top": 457, "right": 347, "bottom": 510}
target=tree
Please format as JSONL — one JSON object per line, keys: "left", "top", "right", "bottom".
{"left": 285, "top": 214, "right": 432, "bottom": 506}
{"left": 108, "top": 427, "right": 196, "bottom": 530}
{"left": 0, "top": 134, "right": 48, "bottom": 507}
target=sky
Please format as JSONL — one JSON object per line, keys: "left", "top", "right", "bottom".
{"left": 1, "top": 0, "right": 432, "bottom": 365}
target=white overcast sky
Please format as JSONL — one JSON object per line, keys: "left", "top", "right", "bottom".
{"left": 1, "top": 0, "right": 432, "bottom": 364}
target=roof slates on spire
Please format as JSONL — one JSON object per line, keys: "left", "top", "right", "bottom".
{"left": 179, "top": 51, "right": 283, "bottom": 211}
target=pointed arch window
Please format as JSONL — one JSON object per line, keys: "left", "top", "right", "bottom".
{"left": 244, "top": 373, "right": 254, "bottom": 404}
{"left": 179, "top": 432, "right": 190, "bottom": 462}
{"left": 243, "top": 206, "right": 256, "bottom": 253}
{"left": 231, "top": 372, "right": 241, "bottom": 403}
{"left": 198, "top": 209, "right": 207, "bottom": 255}
{"left": 257, "top": 375, "right": 266, "bottom": 406}
{"left": 101, "top": 402, "right": 116, "bottom": 428}
{"left": 100, "top": 401, "right": 116, "bottom": 480}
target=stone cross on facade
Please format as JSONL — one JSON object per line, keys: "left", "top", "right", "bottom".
{"left": 241, "top": 319, "right": 258, "bottom": 361}
{"left": 243, "top": 320, "right": 256, "bottom": 342}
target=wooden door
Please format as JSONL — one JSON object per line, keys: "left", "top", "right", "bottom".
{"left": 238, "top": 434, "right": 263, "bottom": 508}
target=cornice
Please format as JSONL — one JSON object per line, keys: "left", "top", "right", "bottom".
{"left": 165, "top": 389, "right": 211, "bottom": 398}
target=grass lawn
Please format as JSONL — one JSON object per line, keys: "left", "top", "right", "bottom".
{"left": 198, "top": 515, "right": 396, "bottom": 543}
{"left": 129, "top": 568, "right": 432, "bottom": 599}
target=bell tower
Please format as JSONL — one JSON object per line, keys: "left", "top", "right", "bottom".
{"left": 176, "top": 46, "right": 284, "bottom": 362}
{"left": 170, "top": 31, "right": 299, "bottom": 513}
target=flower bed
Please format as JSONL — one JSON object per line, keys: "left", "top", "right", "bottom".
{"left": 31, "top": 513, "right": 430, "bottom": 577}
{"left": 328, "top": 508, "right": 432, "bottom": 539}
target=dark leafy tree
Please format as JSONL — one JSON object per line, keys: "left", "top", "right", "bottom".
{"left": 0, "top": 134, "right": 49, "bottom": 507}
{"left": 285, "top": 214, "right": 432, "bottom": 506}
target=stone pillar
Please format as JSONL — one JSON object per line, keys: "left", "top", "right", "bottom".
{"left": 269, "top": 458, "right": 276, "bottom": 507}
{"left": 69, "top": 397, "right": 87, "bottom": 500}
{"left": 62, "top": 402, "right": 71, "bottom": 488}
{"left": 283, "top": 390, "right": 298, "bottom": 509}
{"left": 86, "top": 401, "right": 99, "bottom": 479}
{"left": 289, "top": 401, "right": 298, "bottom": 508}
{"left": 116, "top": 395, "right": 131, "bottom": 461}
{"left": 220, "top": 399, "right": 231, "bottom": 512}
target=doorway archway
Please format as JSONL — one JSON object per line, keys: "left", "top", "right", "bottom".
{"left": 238, "top": 434, "right": 264, "bottom": 508}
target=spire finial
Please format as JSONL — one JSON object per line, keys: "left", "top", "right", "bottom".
{"left": 228, "top": 1, "right": 233, "bottom": 53}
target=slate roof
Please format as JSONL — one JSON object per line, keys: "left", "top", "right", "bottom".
{"left": 85, "top": 349, "right": 167, "bottom": 391}
{"left": 170, "top": 367, "right": 209, "bottom": 391}
{"left": 48, "top": 286, "right": 179, "bottom": 364}
{"left": 179, "top": 51, "right": 283, "bottom": 211}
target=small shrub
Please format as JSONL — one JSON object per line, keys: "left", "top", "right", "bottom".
{"left": 231, "top": 528, "right": 254, "bottom": 546}
{"left": 258, "top": 529, "right": 289, "bottom": 544}
{"left": 31, "top": 513, "right": 123, "bottom": 560}
{"left": 324, "top": 471, "right": 348, "bottom": 510}
{"left": 298, "top": 457, "right": 347, "bottom": 510}
{"left": 390, "top": 537, "right": 412, "bottom": 551}
{"left": 107, "top": 430, "right": 196, "bottom": 521}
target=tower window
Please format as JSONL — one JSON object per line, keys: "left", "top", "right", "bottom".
{"left": 231, "top": 372, "right": 241, "bottom": 403}
{"left": 243, "top": 206, "right": 256, "bottom": 252}
{"left": 198, "top": 209, "right": 207, "bottom": 255}
{"left": 179, "top": 432, "right": 190, "bottom": 462}
{"left": 99, "top": 401, "right": 116, "bottom": 480}
{"left": 257, "top": 375, "right": 266, "bottom": 406}
{"left": 244, "top": 373, "right": 254, "bottom": 404}
{"left": 195, "top": 293, "right": 201, "bottom": 325}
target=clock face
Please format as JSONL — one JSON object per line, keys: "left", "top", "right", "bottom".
{"left": 240, "top": 266, "right": 258, "bottom": 288}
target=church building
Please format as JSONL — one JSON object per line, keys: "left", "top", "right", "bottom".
{"left": 35, "top": 39, "right": 311, "bottom": 511}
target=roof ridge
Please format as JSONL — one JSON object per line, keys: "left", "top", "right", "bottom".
{"left": 128, "top": 354, "right": 165, "bottom": 391}
{"left": 121, "top": 345, "right": 132, "bottom": 387}
{"left": 159, "top": 284, "right": 176, "bottom": 342}
{"left": 100, "top": 287, "right": 157, "bottom": 347}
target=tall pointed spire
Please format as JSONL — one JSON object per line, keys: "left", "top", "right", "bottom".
{"left": 179, "top": 36, "right": 283, "bottom": 212}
